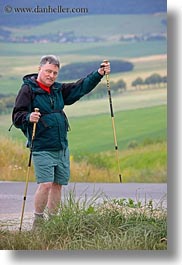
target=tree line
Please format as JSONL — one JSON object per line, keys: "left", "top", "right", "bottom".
{"left": 131, "top": 73, "right": 167, "bottom": 90}
{"left": 83, "top": 73, "right": 167, "bottom": 100}
{"left": 0, "top": 73, "right": 167, "bottom": 114}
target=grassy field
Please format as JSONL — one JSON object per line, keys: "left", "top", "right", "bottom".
{"left": 65, "top": 88, "right": 167, "bottom": 116}
{"left": 0, "top": 13, "right": 167, "bottom": 183}
{"left": 0, "top": 135, "right": 166, "bottom": 183}
{"left": 0, "top": 42, "right": 167, "bottom": 95}
{"left": 0, "top": 13, "right": 167, "bottom": 94}
{"left": 1, "top": 104, "right": 167, "bottom": 152}
{"left": 68, "top": 105, "right": 167, "bottom": 153}
{"left": 0, "top": 41, "right": 166, "bottom": 72}
{"left": 0, "top": 51, "right": 167, "bottom": 95}
{"left": 0, "top": 104, "right": 167, "bottom": 183}
{"left": 0, "top": 194, "right": 167, "bottom": 250}
{"left": 0, "top": 13, "right": 167, "bottom": 249}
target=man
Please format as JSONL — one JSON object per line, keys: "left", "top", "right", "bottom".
{"left": 12, "top": 55, "right": 110, "bottom": 228}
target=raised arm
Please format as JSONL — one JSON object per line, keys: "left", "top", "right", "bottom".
{"left": 62, "top": 61, "right": 110, "bottom": 105}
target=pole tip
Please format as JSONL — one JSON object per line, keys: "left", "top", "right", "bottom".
{"left": 119, "top": 174, "right": 122, "bottom": 183}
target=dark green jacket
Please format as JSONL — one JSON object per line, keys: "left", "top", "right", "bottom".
{"left": 12, "top": 71, "right": 103, "bottom": 151}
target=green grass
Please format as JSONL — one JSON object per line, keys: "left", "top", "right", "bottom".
{"left": 70, "top": 141, "right": 166, "bottom": 183}
{"left": 65, "top": 89, "right": 167, "bottom": 116}
{"left": 0, "top": 40, "right": 166, "bottom": 58}
{"left": 0, "top": 193, "right": 167, "bottom": 250}
{"left": 68, "top": 41, "right": 166, "bottom": 58}
{"left": 3, "top": 104, "right": 167, "bottom": 153}
{"left": 0, "top": 105, "right": 167, "bottom": 183}
{"left": 68, "top": 105, "right": 167, "bottom": 154}
{"left": 0, "top": 137, "right": 167, "bottom": 183}
{"left": 119, "top": 142, "right": 167, "bottom": 182}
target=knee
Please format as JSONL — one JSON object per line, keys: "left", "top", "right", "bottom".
{"left": 52, "top": 183, "right": 62, "bottom": 192}
{"left": 39, "top": 182, "right": 52, "bottom": 192}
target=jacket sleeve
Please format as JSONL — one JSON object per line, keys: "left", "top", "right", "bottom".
{"left": 12, "top": 84, "right": 32, "bottom": 129}
{"left": 61, "top": 71, "right": 103, "bottom": 105}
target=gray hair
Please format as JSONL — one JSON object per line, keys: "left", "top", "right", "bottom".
{"left": 39, "top": 55, "right": 60, "bottom": 68}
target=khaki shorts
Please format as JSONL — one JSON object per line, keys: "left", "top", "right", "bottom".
{"left": 32, "top": 148, "right": 70, "bottom": 185}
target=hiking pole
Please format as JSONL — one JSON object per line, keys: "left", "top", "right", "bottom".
{"left": 19, "top": 108, "right": 39, "bottom": 231}
{"left": 102, "top": 60, "right": 122, "bottom": 183}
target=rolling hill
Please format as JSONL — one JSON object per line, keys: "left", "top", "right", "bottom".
{"left": 8, "top": 14, "right": 166, "bottom": 38}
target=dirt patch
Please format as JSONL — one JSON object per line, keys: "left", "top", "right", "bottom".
{"left": 128, "top": 54, "right": 167, "bottom": 63}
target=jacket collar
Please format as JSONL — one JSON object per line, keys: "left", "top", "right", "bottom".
{"left": 22, "top": 73, "right": 62, "bottom": 92}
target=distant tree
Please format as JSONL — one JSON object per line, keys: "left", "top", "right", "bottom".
{"left": 116, "top": 79, "right": 127, "bottom": 91}
{"left": 151, "top": 73, "right": 162, "bottom": 86}
{"left": 132, "top": 77, "right": 144, "bottom": 90}
{"left": 144, "top": 76, "right": 151, "bottom": 88}
{"left": 81, "top": 79, "right": 126, "bottom": 100}
{"left": 144, "top": 73, "right": 162, "bottom": 88}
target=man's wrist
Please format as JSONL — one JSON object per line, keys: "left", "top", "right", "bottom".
{"left": 98, "top": 68, "right": 105, "bottom": 76}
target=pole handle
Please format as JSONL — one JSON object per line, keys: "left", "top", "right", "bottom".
{"left": 34, "top": 107, "right": 39, "bottom": 113}
{"left": 103, "top": 59, "right": 109, "bottom": 64}
{"left": 32, "top": 108, "right": 39, "bottom": 141}
{"left": 100, "top": 60, "right": 110, "bottom": 76}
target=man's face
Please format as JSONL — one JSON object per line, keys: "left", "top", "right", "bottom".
{"left": 37, "top": 62, "right": 59, "bottom": 87}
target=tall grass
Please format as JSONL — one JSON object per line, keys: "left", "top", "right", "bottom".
{"left": 70, "top": 142, "right": 167, "bottom": 183}
{"left": 0, "top": 192, "right": 167, "bottom": 250}
{"left": 0, "top": 136, "right": 166, "bottom": 183}
{"left": 0, "top": 137, "right": 34, "bottom": 181}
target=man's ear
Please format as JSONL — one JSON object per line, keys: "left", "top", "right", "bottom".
{"left": 38, "top": 66, "right": 41, "bottom": 72}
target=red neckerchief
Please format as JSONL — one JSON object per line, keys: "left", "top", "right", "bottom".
{"left": 36, "top": 80, "right": 51, "bottom": 94}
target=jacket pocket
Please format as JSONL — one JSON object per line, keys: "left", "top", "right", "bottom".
{"left": 40, "top": 114, "right": 58, "bottom": 128}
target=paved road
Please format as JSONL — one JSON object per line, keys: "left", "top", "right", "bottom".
{"left": 0, "top": 181, "right": 167, "bottom": 230}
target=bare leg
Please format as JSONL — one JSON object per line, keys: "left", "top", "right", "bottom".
{"left": 34, "top": 182, "right": 52, "bottom": 214}
{"left": 47, "top": 183, "right": 62, "bottom": 214}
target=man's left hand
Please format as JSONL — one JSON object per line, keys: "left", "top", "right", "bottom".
{"left": 98, "top": 61, "right": 111, "bottom": 76}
